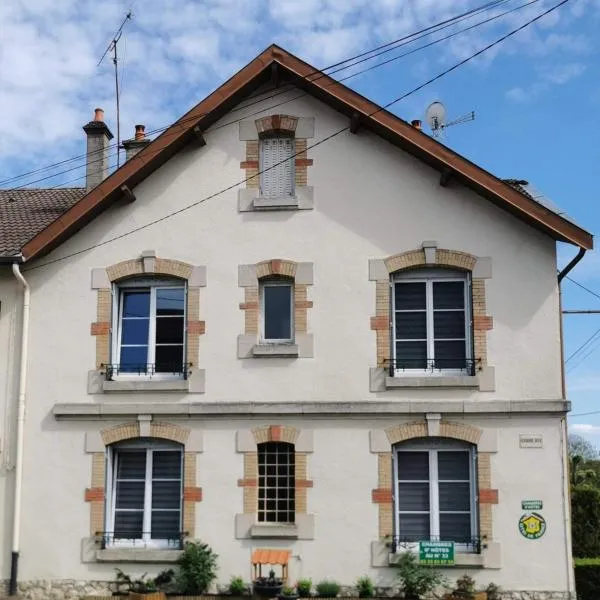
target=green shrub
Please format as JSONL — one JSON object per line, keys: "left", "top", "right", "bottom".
{"left": 485, "top": 583, "right": 501, "bottom": 600}
{"left": 176, "top": 540, "right": 218, "bottom": 594}
{"left": 575, "top": 562, "right": 600, "bottom": 600}
{"left": 114, "top": 568, "right": 174, "bottom": 594}
{"left": 229, "top": 576, "right": 247, "bottom": 596}
{"left": 572, "top": 486, "right": 600, "bottom": 557}
{"left": 576, "top": 558, "right": 600, "bottom": 566}
{"left": 280, "top": 586, "right": 297, "bottom": 597}
{"left": 315, "top": 580, "right": 341, "bottom": 597}
{"left": 356, "top": 576, "right": 374, "bottom": 598}
{"left": 393, "top": 552, "right": 444, "bottom": 600}
{"left": 296, "top": 579, "right": 312, "bottom": 597}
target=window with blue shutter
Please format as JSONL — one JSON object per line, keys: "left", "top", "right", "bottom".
{"left": 260, "top": 137, "right": 295, "bottom": 198}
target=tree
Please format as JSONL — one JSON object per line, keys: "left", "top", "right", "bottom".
{"left": 571, "top": 485, "right": 600, "bottom": 557}
{"left": 569, "top": 434, "right": 598, "bottom": 461}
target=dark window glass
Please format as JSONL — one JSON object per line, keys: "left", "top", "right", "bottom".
{"left": 263, "top": 284, "right": 292, "bottom": 340}
{"left": 395, "top": 312, "right": 427, "bottom": 339}
{"left": 257, "top": 442, "right": 295, "bottom": 523}
{"left": 434, "top": 341, "right": 466, "bottom": 369}
{"left": 122, "top": 291, "right": 150, "bottom": 318}
{"left": 439, "top": 483, "right": 471, "bottom": 511}
{"left": 119, "top": 346, "right": 149, "bottom": 371}
{"left": 395, "top": 341, "right": 427, "bottom": 369}
{"left": 394, "top": 282, "right": 426, "bottom": 310}
{"left": 440, "top": 513, "right": 471, "bottom": 542}
{"left": 151, "top": 511, "right": 180, "bottom": 540}
{"left": 438, "top": 452, "right": 470, "bottom": 480}
{"left": 156, "top": 317, "right": 184, "bottom": 344}
{"left": 155, "top": 345, "right": 184, "bottom": 372}
{"left": 153, "top": 451, "right": 182, "bottom": 478}
{"left": 398, "top": 452, "right": 429, "bottom": 480}
{"left": 114, "top": 511, "right": 143, "bottom": 539}
{"left": 433, "top": 281, "right": 465, "bottom": 309}
{"left": 117, "top": 451, "right": 146, "bottom": 478}
{"left": 121, "top": 319, "right": 150, "bottom": 345}
{"left": 433, "top": 312, "right": 465, "bottom": 340}
{"left": 156, "top": 289, "right": 185, "bottom": 316}
{"left": 397, "top": 514, "right": 430, "bottom": 542}
{"left": 398, "top": 483, "right": 430, "bottom": 511}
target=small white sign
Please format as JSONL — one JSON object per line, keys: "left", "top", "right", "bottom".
{"left": 520, "top": 434, "right": 543, "bottom": 448}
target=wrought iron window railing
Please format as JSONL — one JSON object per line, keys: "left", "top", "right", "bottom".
{"left": 96, "top": 531, "right": 187, "bottom": 550}
{"left": 101, "top": 362, "right": 192, "bottom": 380}
{"left": 387, "top": 535, "right": 483, "bottom": 554}
{"left": 386, "top": 357, "right": 479, "bottom": 377}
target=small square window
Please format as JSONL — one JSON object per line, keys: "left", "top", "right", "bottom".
{"left": 261, "top": 280, "right": 293, "bottom": 343}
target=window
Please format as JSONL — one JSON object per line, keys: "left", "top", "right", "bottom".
{"left": 258, "top": 442, "right": 295, "bottom": 523}
{"left": 105, "top": 440, "right": 183, "bottom": 548}
{"left": 114, "top": 278, "right": 186, "bottom": 376}
{"left": 392, "top": 268, "right": 472, "bottom": 375}
{"left": 261, "top": 279, "right": 293, "bottom": 343}
{"left": 394, "top": 439, "right": 478, "bottom": 550}
{"left": 259, "top": 136, "right": 295, "bottom": 198}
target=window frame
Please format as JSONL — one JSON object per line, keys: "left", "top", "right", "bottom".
{"left": 393, "top": 438, "right": 478, "bottom": 552}
{"left": 111, "top": 277, "right": 187, "bottom": 379}
{"left": 257, "top": 441, "right": 296, "bottom": 525}
{"left": 104, "top": 440, "right": 183, "bottom": 549}
{"left": 260, "top": 279, "right": 294, "bottom": 344}
{"left": 259, "top": 135, "right": 296, "bottom": 199}
{"left": 391, "top": 268, "right": 473, "bottom": 376}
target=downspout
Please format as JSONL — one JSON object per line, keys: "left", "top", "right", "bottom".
{"left": 558, "top": 247, "right": 586, "bottom": 284}
{"left": 9, "top": 262, "right": 30, "bottom": 596}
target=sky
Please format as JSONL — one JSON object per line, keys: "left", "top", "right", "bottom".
{"left": 1, "top": 0, "right": 600, "bottom": 440}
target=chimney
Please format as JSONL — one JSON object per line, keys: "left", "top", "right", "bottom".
{"left": 122, "top": 125, "right": 151, "bottom": 161}
{"left": 82, "top": 108, "right": 114, "bottom": 192}
{"left": 411, "top": 119, "right": 422, "bottom": 130}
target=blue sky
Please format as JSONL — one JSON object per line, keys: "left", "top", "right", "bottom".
{"left": 1, "top": 0, "right": 600, "bottom": 440}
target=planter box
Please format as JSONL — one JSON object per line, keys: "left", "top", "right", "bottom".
{"left": 252, "top": 584, "right": 283, "bottom": 598}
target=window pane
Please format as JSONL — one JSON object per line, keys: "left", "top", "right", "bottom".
{"left": 398, "top": 483, "right": 430, "bottom": 511}
{"left": 434, "top": 341, "right": 466, "bottom": 369}
{"left": 433, "top": 281, "right": 465, "bottom": 309}
{"left": 156, "top": 317, "right": 184, "bottom": 344}
{"left": 398, "top": 514, "right": 430, "bottom": 541}
{"left": 155, "top": 345, "right": 184, "bottom": 372}
{"left": 398, "top": 452, "right": 429, "bottom": 480}
{"left": 114, "top": 511, "right": 143, "bottom": 539}
{"left": 122, "top": 291, "right": 150, "bottom": 318}
{"left": 119, "top": 346, "right": 148, "bottom": 371}
{"left": 121, "top": 318, "right": 150, "bottom": 345}
{"left": 115, "top": 481, "right": 145, "bottom": 509}
{"left": 153, "top": 451, "right": 182, "bottom": 479}
{"left": 117, "top": 451, "right": 146, "bottom": 478}
{"left": 439, "top": 482, "right": 471, "bottom": 511}
{"left": 433, "top": 312, "right": 465, "bottom": 339}
{"left": 264, "top": 285, "right": 292, "bottom": 340}
{"left": 152, "top": 481, "right": 181, "bottom": 509}
{"left": 395, "top": 312, "right": 426, "bottom": 339}
{"left": 151, "top": 511, "right": 181, "bottom": 539}
{"left": 394, "top": 342, "right": 427, "bottom": 369}
{"left": 438, "top": 451, "right": 470, "bottom": 480}
{"left": 394, "top": 282, "right": 426, "bottom": 310}
{"left": 440, "top": 513, "right": 472, "bottom": 542}
{"left": 156, "top": 288, "right": 185, "bottom": 316}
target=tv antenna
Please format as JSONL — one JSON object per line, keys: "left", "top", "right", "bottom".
{"left": 98, "top": 10, "right": 133, "bottom": 168}
{"left": 425, "top": 101, "right": 475, "bottom": 138}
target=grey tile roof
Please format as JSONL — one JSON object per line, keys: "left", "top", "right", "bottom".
{"left": 0, "top": 188, "right": 86, "bottom": 257}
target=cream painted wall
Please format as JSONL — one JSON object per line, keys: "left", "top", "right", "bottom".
{"left": 0, "top": 86, "right": 570, "bottom": 590}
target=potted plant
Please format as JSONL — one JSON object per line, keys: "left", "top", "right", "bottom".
{"left": 176, "top": 540, "right": 219, "bottom": 595}
{"left": 356, "top": 576, "right": 374, "bottom": 599}
{"left": 278, "top": 585, "right": 299, "bottom": 600}
{"left": 229, "top": 576, "right": 249, "bottom": 598}
{"left": 444, "top": 575, "right": 487, "bottom": 600}
{"left": 296, "top": 579, "right": 312, "bottom": 598}
{"left": 485, "top": 583, "right": 501, "bottom": 600}
{"left": 315, "top": 580, "right": 341, "bottom": 598}
{"left": 114, "top": 568, "right": 174, "bottom": 600}
{"left": 393, "top": 552, "right": 444, "bottom": 600}
{"left": 253, "top": 569, "right": 284, "bottom": 598}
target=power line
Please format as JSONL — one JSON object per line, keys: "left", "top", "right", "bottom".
{"left": 566, "top": 326, "right": 600, "bottom": 363}
{"left": 565, "top": 276, "right": 600, "bottom": 303}
{"left": 6, "top": 0, "right": 542, "bottom": 195}
{"left": 22, "top": 0, "right": 570, "bottom": 272}
{"left": 0, "top": 0, "right": 515, "bottom": 188}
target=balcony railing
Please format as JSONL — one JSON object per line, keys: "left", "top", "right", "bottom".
{"left": 386, "top": 357, "right": 479, "bottom": 377}
{"left": 388, "top": 534, "right": 483, "bottom": 554}
{"left": 96, "top": 531, "right": 187, "bottom": 550}
{"left": 101, "top": 362, "right": 192, "bottom": 380}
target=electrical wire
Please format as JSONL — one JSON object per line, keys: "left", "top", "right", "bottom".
{"left": 565, "top": 326, "right": 600, "bottom": 363}
{"left": 0, "top": 0, "right": 515, "bottom": 188}
{"left": 21, "top": 0, "right": 571, "bottom": 272}
{"left": 565, "top": 276, "right": 600, "bottom": 303}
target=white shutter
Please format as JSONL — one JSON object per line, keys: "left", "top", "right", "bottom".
{"left": 260, "top": 137, "right": 295, "bottom": 198}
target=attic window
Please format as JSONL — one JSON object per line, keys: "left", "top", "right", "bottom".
{"left": 259, "top": 136, "right": 295, "bottom": 199}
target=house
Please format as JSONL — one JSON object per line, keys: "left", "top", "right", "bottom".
{"left": 0, "top": 44, "right": 593, "bottom": 599}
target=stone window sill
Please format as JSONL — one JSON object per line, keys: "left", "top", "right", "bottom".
{"left": 238, "top": 186, "right": 313, "bottom": 212}
{"left": 253, "top": 196, "right": 299, "bottom": 210}
{"left": 252, "top": 344, "right": 299, "bottom": 358}
{"left": 96, "top": 548, "right": 182, "bottom": 563}
{"left": 250, "top": 523, "right": 299, "bottom": 539}
{"left": 88, "top": 368, "right": 206, "bottom": 394}
{"left": 385, "top": 375, "right": 479, "bottom": 389}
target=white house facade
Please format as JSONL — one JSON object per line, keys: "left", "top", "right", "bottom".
{"left": 0, "top": 45, "right": 593, "bottom": 600}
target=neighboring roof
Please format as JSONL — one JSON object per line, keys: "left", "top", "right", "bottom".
{"left": 4, "top": 45, "right": 593, "bottom": 260}
{"left": 0, "top": 188, "right": 85, "bottom": 257}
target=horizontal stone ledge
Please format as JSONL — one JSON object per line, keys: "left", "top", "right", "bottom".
{"left": 53, "top": 399, "right": 571, "bottom": 419}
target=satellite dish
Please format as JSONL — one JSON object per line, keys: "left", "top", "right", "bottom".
{"left": 426, "top": 101, "right": 447, "bottom": 136}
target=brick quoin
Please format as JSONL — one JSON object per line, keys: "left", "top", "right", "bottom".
{"left": 473, "top": 316, "right": 493, "bottom": 331}
{"left": 85, "top": 488, "right": 104, "bottom": 502}
{"left": 187, "top": 321, "right": 206, "bottom": 334}
{"left": 479, "top": 488, "right": 499, "bottom": 504}
{"left": 90, "top": 322, "right": 110, "bottom": 335}
{"left": 372, "top": 488, "right": 393, "bottom": 504}
{"left": 295, "top": 479, "right": 313, "bottom": 488}
{"left": 295, "top": 158, "right": 313, "bottom": 166}
{"left": 240, "top": 160, "right": 259, "bottom": 169}
{"left": 238, "top": 479, "right": 258, "bottom": 487}
{"left": 370, "top": 316, "right": 388, "bottom": 331}
{"left": 183, "top": 487, "right": 203, "bottom": 502}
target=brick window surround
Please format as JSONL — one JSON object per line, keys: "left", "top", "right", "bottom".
{"left": 369, "top": 416, "right": 501, "bottom": 569}
{"left": 238, "top": 114, "right": 315, "bottom": 212}
{"left": 235, "top": 425, "right": 315, "bottom": 540}
{"left": 368, "top": 241, "right": 495, "bottom": 392}
{"left": 83, "top": 419, "right": 203, "bottom": 561}
{"left": 88, "top": 251, "right": 206, "bottom": 394}
{"left": 237, "top": 259, "right": 314, "bottom": 358}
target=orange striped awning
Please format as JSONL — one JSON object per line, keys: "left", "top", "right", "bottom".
{"left": 251, "top": 549, "right": 291, "bottom": 566}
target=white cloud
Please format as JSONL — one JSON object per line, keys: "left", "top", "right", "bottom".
{"left": 569, "top": 374, "right": 600, "bottom": 393}
{"left": 570, "top": 423, "right": 600, "bottom": 434}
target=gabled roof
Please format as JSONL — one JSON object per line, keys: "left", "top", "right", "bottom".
{"left": 11, "top": 45, "right": 594, "bottom": 259}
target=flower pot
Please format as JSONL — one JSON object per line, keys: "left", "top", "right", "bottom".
{"left": 129, "top": 592, "right": 166, "bottom": 600}
{"left": 277, "top": 595, "right": 299, "bottom": 600}
{"left": 253, "top": 583, "right": 283, "bottom": 598}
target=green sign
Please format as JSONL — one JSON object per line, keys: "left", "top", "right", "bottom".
{"left": 419, "top": 541, "right": 455, "bottom": 565}
{"left": 519, "top": 512, "right": 547, "bottom": 539}
{"left": 521, "top": 500, "right": 543, "bottom": 510}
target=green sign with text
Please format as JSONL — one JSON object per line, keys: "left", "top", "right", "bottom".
{"left": 521, "top": 500, "right": 543, "bottom": 510}
{"left": 419, "top": 541, "right": 455, "bottom": 565}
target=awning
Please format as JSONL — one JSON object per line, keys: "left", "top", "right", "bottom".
{"left": 251, "top": 549, "right": 291, "bottom": 566}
